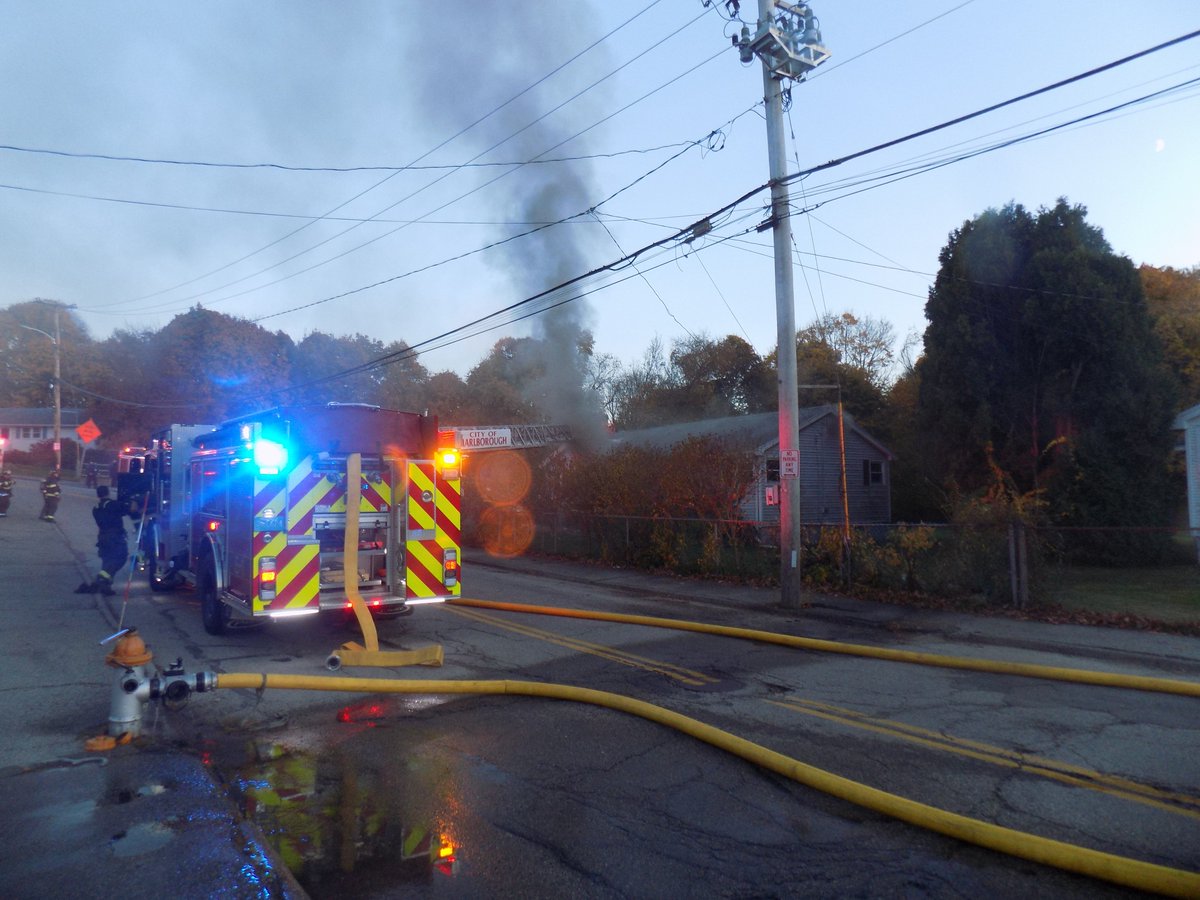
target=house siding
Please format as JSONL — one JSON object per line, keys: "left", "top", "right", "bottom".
{"left": 735, "top": 411, "right": 892, "bottom": 525}
{"left": 0, "top": 408, "right": 84, "bottom": 454}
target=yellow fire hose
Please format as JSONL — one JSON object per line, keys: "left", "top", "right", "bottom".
{"left": 214, "top": 672, "right": 1200, "bottom": 898}
{"left": 450, "top": 598, "right": 1200, "bottom": 699}
{"left": 328, "top": 452, "right": 443, "bottom": 670}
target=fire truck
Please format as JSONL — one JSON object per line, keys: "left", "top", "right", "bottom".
{"left": 129, "top": 403, "right": 461, "bottom": 635}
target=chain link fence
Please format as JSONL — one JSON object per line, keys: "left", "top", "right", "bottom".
{"left": 467, "top": 508, "right": 1200, "bottom": 623}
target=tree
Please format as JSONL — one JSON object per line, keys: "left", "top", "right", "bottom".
{"left": 610, "top": 337, "right": 672, "bottom": 430}
{"left": 918, "top": 200, "right": 1177, "bottom": 533}
{"left": 612, "top": 334, "right": 774, "bottom": 429}
{"left": 798, "top": 312, "right": 898, "bottom": 390}
{"left": 461, "top": 335, "right": 608, "bottom": 446}
{"left": 289, "top": 331, "right": 421, "bottom": 408}
{"left": 583, "top": 349, "right": 624, "bottom": 426}
{"left": 0, "top": 300, "right": 95, "bottom": 411}
{"left": 463, "top": 337, "right": 546, "bottom": 424}
{"left": 141, "top": 307, "right": 294, "bottom": 423}
{"left": 669, "top": 334, "right": 774, "bottom": 418}
{"left": 792, "top": 335, "right": 885, "bottom": 426}
{"left": 423, "top": 370, "right": 472, "bottom": 424}
{"left": 1141, "top": 264, "right": 1200, "bottom": 408}
{"left": 757, "top": 313, "right": 890, "bottom": 427}
{"left": 375, "top": 339, "right": 431, "bottom": 413}
{"left": 876, "top": 364, "right": 943, "bottom": 522}
{"left": 91, "top": 328, "right": 162, "bottom": 448}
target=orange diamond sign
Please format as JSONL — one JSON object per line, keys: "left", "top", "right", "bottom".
{"left": 76, "top": 418, "right": 102, "bottom": 444}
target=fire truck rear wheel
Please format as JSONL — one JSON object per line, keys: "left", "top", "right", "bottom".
{"left": 198, "top": 555, "right": 230, "bottom": 636}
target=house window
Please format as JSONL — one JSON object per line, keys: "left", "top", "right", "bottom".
{"left": 862, "top": 459, "right": 884, "bottom": 486}
{"left": 765, "top": 458, "right": 780, "bottom": 482}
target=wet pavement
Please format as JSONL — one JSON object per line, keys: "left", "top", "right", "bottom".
{"left": 0, "top": 747, "right": 304, "bottom": 900}
{"left": 2, "top": 481, "right": 1197, "bottom": 898}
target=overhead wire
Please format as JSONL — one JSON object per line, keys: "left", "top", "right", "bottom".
{"left": 590, "top": 211, "right": 696, "bottom": 338}
{"left": 106, "top": 3, "right": 723, "bottom": 319}
{"left": 248, "top": 119, "right": 739, "bottom": 325}
{"left": 776, "top": 27, "right": 1200, "bottom": 192}
{"left": 81, "top": 55, "right": 1200, "bottom": 408}
{"left": 96, "top": 0, "right": 674, "bottom": 310}
{"left": 693, "top": 249, "right": 751, "bottom": 342}
{"left": 43, "top": 25, "right": 1200, "bottom": 408}
{"left": 805, "top": 0, "right": 981, "bottom": 82}
{"left": 281, "top": 30, "right": 1200, "bottom": 391}
{"left": 0, "top": 139, "right": 703, "bottom": 173}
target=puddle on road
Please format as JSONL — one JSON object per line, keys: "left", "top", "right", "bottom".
{"left": 208, "top": 696, "right": 461, "bottom": 895}
{"left": 110, "top": 820, "right": 175, "bottom": 857}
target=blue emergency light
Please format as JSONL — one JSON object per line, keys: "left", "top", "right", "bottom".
{"left": 253, "top": 438, "right": 289, "bottom": 475}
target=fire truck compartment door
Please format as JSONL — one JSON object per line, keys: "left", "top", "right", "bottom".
{"left": 406, "top": 464, "right": 436, "bottom": 542}
{"left": 404, "top": 460, "right": 460, "bottom": 600}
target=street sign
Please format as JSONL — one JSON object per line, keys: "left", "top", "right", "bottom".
{"left": 780, "top": 449, "right": 799, "bottom": 479}
{"left": 76, "top": 419, "right": 102, "bottom": 444}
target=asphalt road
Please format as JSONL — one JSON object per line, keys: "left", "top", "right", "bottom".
{"left": 1, "top": 477, "right": 1198, "bottom": 898}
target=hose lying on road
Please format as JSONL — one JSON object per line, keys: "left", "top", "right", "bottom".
{"left": 215, "top": 672, "right": 1200, "bottom": 898}
{"left": 450, "top": 598, "right": 1200, "bottom": 699}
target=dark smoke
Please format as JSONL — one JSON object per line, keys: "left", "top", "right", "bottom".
{"left": 400, "top": 4, "right": 611, "bottom": 449}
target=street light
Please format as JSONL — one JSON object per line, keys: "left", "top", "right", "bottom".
{"left": 19, "top": 301, "right": 76, "bottom": 472}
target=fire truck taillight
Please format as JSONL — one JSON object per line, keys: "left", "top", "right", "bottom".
{"left": 437, "top": 448, "right": 461, "bottom": 481}
{"left": 259, "top": 557, "right": 277, "bottom": 600}
{"left": 443, "top": 548, "right": 459, "bottom": 587}
{"left": 253, "top": 438, "right": 289, "bottom": 476}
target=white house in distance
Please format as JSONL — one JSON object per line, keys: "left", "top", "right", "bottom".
{"left": 0, "top": 407, "right": 84, "bottom": 454}
{"left": 1174, "top": 403, "right": 1200, "bottom": 560}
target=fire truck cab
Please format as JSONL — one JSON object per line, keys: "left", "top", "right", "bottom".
{"left": 139, "top": 404, "right": 462, "bottom": 635}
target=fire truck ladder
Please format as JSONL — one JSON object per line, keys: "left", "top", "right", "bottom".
{"left": 446, "top": 425, "right": 572, "bottom": 451}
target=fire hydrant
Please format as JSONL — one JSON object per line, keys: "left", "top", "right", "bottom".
{"left": 103, "top": 628, "right": 214, "bottom": 737}
{"left": 105, "top": 628, "right": 154, "bottom": 737}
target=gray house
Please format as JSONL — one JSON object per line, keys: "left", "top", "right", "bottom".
{"left": 611, "top": 407, "right": 893, "bottom": 525}
{"left": 0, "top": 407, "right": 84, "bottom": 453}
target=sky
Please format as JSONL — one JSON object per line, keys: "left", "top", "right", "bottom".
{"left": 1, "top": 1, "right": 1198, "bottom": 385}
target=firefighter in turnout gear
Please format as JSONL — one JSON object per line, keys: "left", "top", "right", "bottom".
{"left": 0, "top": 469, "right": 13, "bottom": 516}
{"left": 39, "top": 470, "right": 61, "bottom": 521}
{"left": 75, "top": 485, "right": 127, "bottom": 596}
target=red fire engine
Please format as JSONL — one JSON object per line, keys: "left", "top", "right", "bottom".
{"left": 132, "top": 403, "right": 461, "bottom": 634}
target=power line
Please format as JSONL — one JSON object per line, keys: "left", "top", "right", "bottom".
{"left": 290, "top": 30, "right": 1200, "bottom": 388}
{"left": 778, "top": 27, "right": 1200, "bottom": 191}
{"left": 242, "top": 109, "right": 745, "bottom": 325}
{"left": 97, "top": 0, "right": 673, "bottom": 310}
{"left": 66, "top": 28, "right": 1200, "bottom": 406}
{"left": 109, "top": 3, "right": 714, "bottom": 317}
{"left": 806, "top": 0, "right": 980, "bottom": 81}
{"left": 0, "top": 140, "right": 699, "bottom": 173}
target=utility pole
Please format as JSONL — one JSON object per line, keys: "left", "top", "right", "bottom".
{"left": 21, "top": 300, "right": 77, "bottom": 472}
{"left": 733, "top": 1, "right": 830, "bottom": 608}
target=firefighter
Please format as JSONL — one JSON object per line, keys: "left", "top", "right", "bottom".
{"left": 0, "top": 469, "right": 13, "bottom": 517}
{"left": 39, "top": 470, "right": 61, "bottom": 521}
{"left": 75, "top": 485, "right": 127, "bottom": 596}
